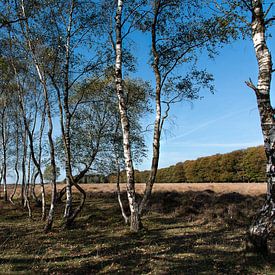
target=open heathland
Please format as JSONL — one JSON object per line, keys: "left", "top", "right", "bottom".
{"left": 0, "top": 183, "right": 274, "bottom": 274}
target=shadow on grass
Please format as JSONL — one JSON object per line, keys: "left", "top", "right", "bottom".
{"left": 0, "top": 190, "right": 274, "bottom": 274}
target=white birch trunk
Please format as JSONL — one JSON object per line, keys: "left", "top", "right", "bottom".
{"left": 246, "top": 0, "right": 275, "bottom": 255}
{"left": 20, "top": 0, "right": 57, "bottom": 230}
{"left": 115, "top": 0, "right": 141, "bottom": 232}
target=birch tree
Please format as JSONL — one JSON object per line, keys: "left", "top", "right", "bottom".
{"left": 9, "top": 0, "right": 59, "bottom": 230}
{"left": 214, "top": 0, "right": 275, "bottom": 256}
{"left": 113, "top": 0, "right": 143, "bottom": 231}
{"left": 112, "top": 0, "right": 239, "bottom": 231}
{"left": 242, "top": 0, "right": 274, "bottom": 255}
{"left": 44, "top": 0, "right": 108, "bottom": 227}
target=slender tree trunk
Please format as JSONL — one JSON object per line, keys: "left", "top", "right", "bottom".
{"left": 139, "top": 2, "right": 162, "bottom": 215}
{"left": 1, "top": 108, "right": 8, "bottom": 202}
{"left": 10, "top": 126, "right": 19, "bottom": 204}
{"left": 116, "top": 155, "right": 129, "bottom": 224}
{"left": 43, "top": 84, "right": 57, "bottom": 231}
{"left": 52, "top": 0, "right": 87, "bottom": 227}
{"left": 245, "top": 0, "right": 275, "bottom": 255}
{"left": 44, "top": 181, "right": 57, "bottom": 232}
{"left": 17, "top": 91, "right": 46, "bottom": 219}
{"left": 20, "top": 1, "right": 57, "bottom": 229}
{"left": 63, "top": 183, "right": 86, "bottom": 227}
{"left": 21, "top": 130, "right": 27, "bottom": 206}
{"left": 113, "top": 121, "right": 129, "bottom": 224}
{"left": 31, "top": 171, "right": 39, "bottom": 203}
{"left": 0, "top": 166, "right": 3, "bottom": 199}
{"left": 114, "top": 0, "right": 141, "bottom": 232}
{"left": 21, "top": 131, "right": 32, "bottom": 217}
{"left": 26, "top": 150, "right": 31, "bottom": 199}
{"left": 33, "top": 103, "right": 46, "bottom": 206}
{"left": 56, "top": 186, "right": 66, "bottom": 203}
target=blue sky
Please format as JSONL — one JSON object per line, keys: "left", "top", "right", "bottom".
{"left": 134, "top": 35, "right": 274, "bottom": 170}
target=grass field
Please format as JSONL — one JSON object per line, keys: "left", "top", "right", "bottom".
{"left": 0, "top": 183, "right": 274, "bottom": 274}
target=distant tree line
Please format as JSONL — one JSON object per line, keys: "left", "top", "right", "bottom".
{"left": 109, "top": 146, "right": 266, "bottom": 183}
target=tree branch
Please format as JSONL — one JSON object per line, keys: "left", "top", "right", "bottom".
{"left": 0, "top": 17, "right": 26, "bottom": 28}
{"left": 264, "top": 3, "right": 273, "bottom": 18}
{"left": 240, "top": 0, "right": 253, "bottom": 13}
{"left": 265, "top": 17, "right": 275, "bottom": 26}
{"left": 245, "top": 78, "right": 259, "bottom": 95}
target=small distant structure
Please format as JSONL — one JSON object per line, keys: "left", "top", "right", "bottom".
{"left": 78, "top": 174, "right": 108, "bottom": 184}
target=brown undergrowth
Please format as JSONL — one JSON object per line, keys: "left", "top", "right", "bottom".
{"left": 0, "top": 188, "right": 274, "bottom": 274}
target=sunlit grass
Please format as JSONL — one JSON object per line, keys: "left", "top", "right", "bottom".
{"left": 0, "top": 189, "right": 274, "bottom": 274}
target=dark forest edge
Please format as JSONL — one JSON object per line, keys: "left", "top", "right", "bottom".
{"left": 91, "top": 145, "right": 266, "bottom": 183}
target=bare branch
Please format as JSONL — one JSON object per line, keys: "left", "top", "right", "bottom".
{"left": 0, "top": 17, "right": 26, "bottom": 28}
{"left": 245, "top": 78, "right": 259, "bottom": 95}
{"left": 160, "top": 102, "right": 170, "bottom": 132}
{"left": 264, "top": 3, "right": 273, "bottom": 18}
{"left": 265, "top": 17, "right": 275, "bottom": 26}
{"left": 240, "top": 0, "right": 253, "bottom": 13}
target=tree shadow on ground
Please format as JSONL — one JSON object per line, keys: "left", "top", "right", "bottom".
{"left": 0, "top": 190, "right": 274, "bottom": 274}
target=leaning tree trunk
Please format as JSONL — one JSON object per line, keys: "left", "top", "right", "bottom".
{"left": 246, "top": 0, "right": 275, "bottom": 255}
{"left": 19, "top": 0, "right": 57, "bottom": 230}
{"left": 1, "top": 108, "right": 8, "bottom": 202}
{"left": 9, "top": 124, "right": 19, "bottom": 204}
{"left": 43, "top": 84, "right": 57, "bottom": 232}
{"left": 114, "top": 0, "right": 141, "bottom": 232}
{"left": 113, "top": 120, "right": 129, "bottom": 224}
{"left": 115, "top": 154, "right": 129, "bottom": 224}
{"left": 18, "top": 91, "right": 46, "bottom": 219}
{"left": 56, "top": 0, "right": 86, "bottom": 227}
{"left": 21, "top": 130, "right": 27, "bottom": 206}
{"left": 32, "top": 103, "right": 46, "bottom": 206}
{"left": 139, "top": 2, "right": 162, "bottom": 215}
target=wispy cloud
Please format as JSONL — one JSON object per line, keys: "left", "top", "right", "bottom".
{"left": 172, "top": 141, "right": 263, "bottom": 148}
{"left": 169, "top": 107, "right": 257, "bottom": 142}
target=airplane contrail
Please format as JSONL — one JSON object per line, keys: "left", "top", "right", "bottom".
{"left": 168, "top": 107, "right": 258, "bottom": 142}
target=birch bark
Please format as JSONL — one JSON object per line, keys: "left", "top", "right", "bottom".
{"left": 115, "top": 0, "right": 141, "bottom": 232}
{"left": 246, "top": 0, "right": 275, "bottom": 255}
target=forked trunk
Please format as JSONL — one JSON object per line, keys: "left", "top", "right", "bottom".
{"left": 116, "top": 159, "right": 129, "bottom": 224}
{"left": 63, "top": 183, "right": 86, "bottom": 228}
{"left": 17, "top": 92, "right": 46, "bottom": 219}
{"left": 56, "top": 186, "right": 66, "bottom": 203}
{"left": 9, "top": 135, "right": 19, "bottom": 204}
{"left": 20, "top": 0, "right": 57, "bottom": 228}
{"left": 114, "top": 0, "right": 141, "bottom": 232}
{"left": 64, "top": 177, "right": 73, "bottom": 218}
{"left": 246, "top": 0, "right": 275, "bottom": 255}
{"left": 31, "top": 171, "right": 40, "bottom": 205}
{"left": 44, "top": 182, "right": 57, "bottom": 233}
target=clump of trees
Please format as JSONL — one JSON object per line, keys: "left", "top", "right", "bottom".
{"left": 109, "top": 146, "right": 266, "bottom": 183}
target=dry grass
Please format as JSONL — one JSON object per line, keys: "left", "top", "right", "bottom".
{"left": 7, "top": 182, "right": 267, "bottom": 197}
{"left": 0, "top": 183, "right": 274, "bottom": 274}
{"left": 67, "top": 182, "right": 266, "bottom": 196}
